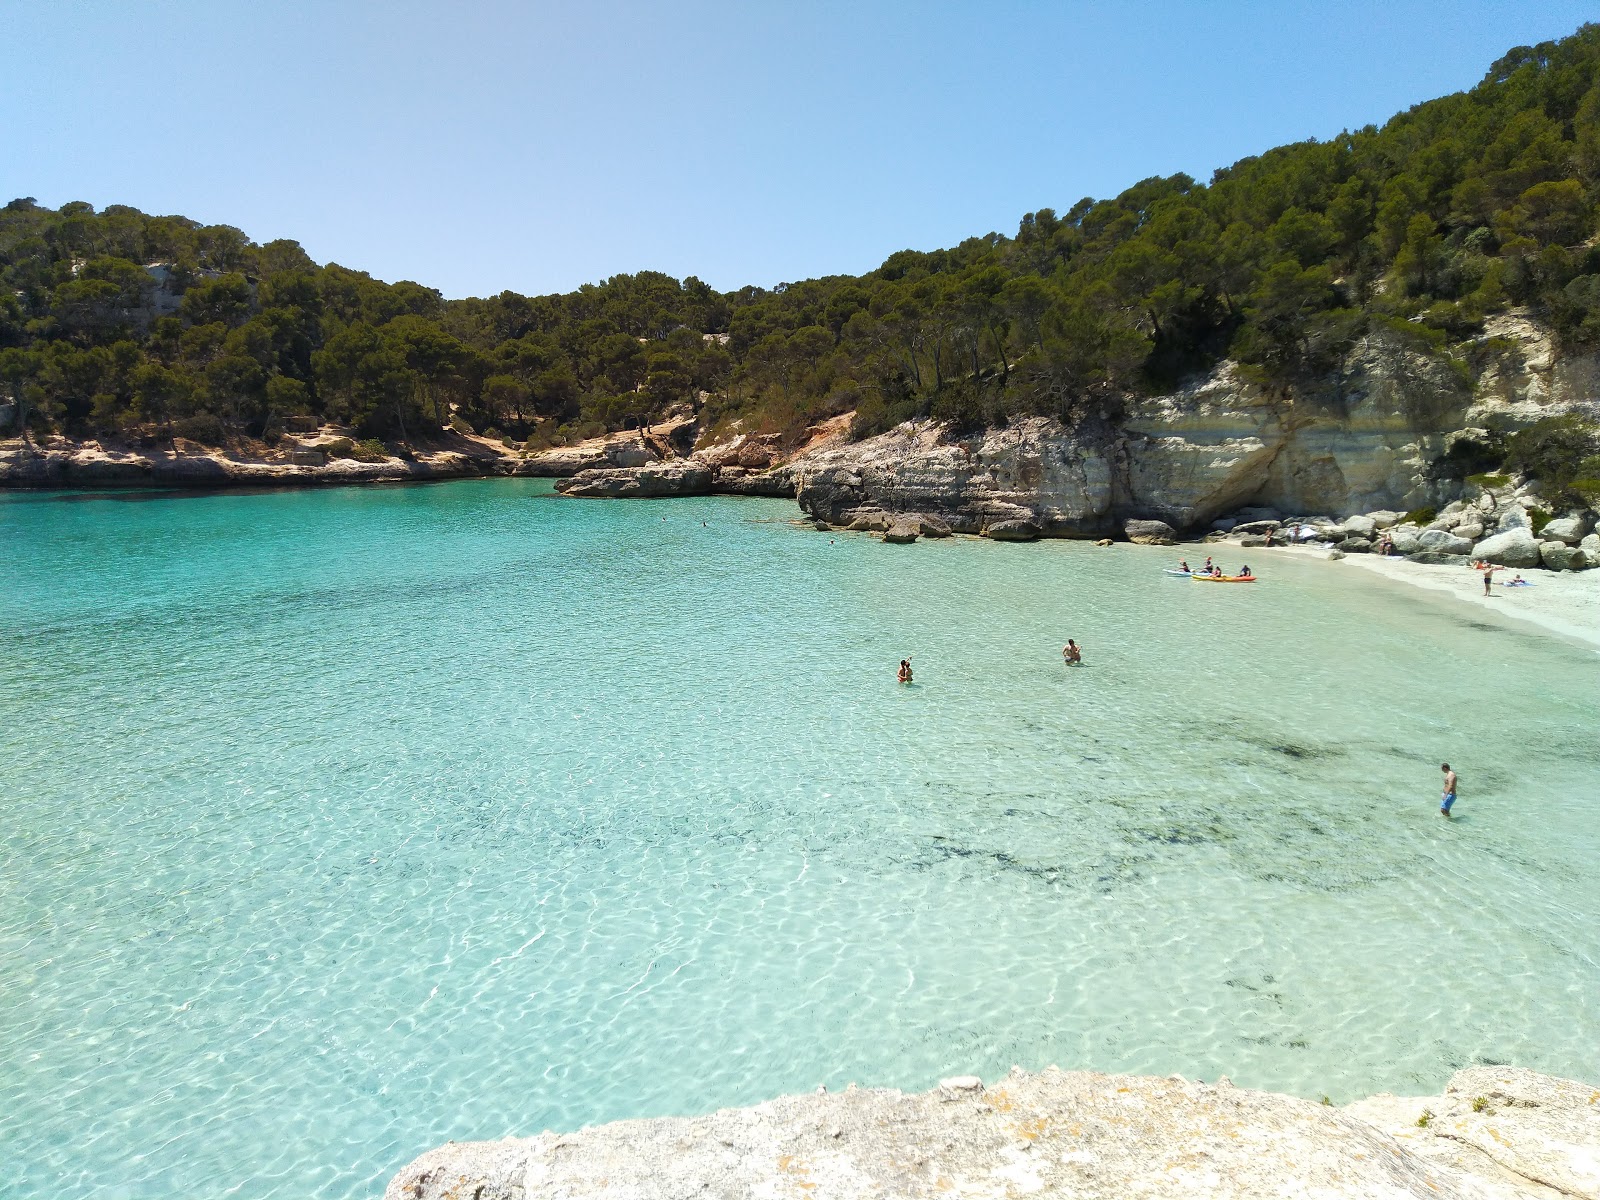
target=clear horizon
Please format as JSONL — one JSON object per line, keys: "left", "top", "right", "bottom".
{"left": 2, "top": 1, "right": 1596, "bottom": 299}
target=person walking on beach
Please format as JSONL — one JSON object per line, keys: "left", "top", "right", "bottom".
{"left": 1483, "top": 565, "right": 1496, "bottom": 595}
{"left": 1440, "top": 763, "right": 1458, "bottom": 819}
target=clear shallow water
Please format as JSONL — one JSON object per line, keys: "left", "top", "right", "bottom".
{"left": 2, "top": 480, "right": 1597, "bottom": 1200}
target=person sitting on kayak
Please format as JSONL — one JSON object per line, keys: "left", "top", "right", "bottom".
{"left": 1204, "top": 556, "right": 1214, "bottom": 572}
{"left": 1239, "top": 564, "right": 1253, "bottom": 577}
{"left": 897, "top": 658, "right": 913, "bottom": 683}
{"left": 1178, "top": 560, "right": 1190, "bottom": 573}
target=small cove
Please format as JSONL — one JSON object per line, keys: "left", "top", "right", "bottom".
{"left": 2, "top": 479, "right": 1597, "bottom": 1199}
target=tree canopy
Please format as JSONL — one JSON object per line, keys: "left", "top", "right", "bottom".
{"left": 6, "top": 24, "right": 1600, "bottom": 451}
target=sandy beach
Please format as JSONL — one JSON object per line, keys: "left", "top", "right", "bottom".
{"left": 1261, "top": 543, "right": 1600, "bottom": 652}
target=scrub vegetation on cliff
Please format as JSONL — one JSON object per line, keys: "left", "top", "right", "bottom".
{"left": 5, "top": 24, "right": 1600, "bottom": 472}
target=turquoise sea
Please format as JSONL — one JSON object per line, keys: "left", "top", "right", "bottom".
{"left": 2, "top": 479, "right": 1597, "bottom": 1199}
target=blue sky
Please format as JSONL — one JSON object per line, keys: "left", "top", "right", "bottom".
{"left": 2, "top": 2, "right": 1595, "bottom": 298}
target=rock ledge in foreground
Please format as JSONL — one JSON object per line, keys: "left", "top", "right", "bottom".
{"left": 385, "top": 1064, "right": 1600, "bottom": 1200}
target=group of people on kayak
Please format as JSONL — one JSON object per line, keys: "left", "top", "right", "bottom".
{"left": 1179, "top": 557, "right": 1254, "bottom": 578}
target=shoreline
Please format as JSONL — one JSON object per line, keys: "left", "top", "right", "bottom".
{"left": 1257, "top": 542, "right": 1600, "bottom": 652}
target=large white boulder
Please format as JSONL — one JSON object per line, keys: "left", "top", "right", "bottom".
{"left": 1496, "top": 505, "right": 1531, "bottom": 532}
{"left": 1539, "top": 515, "right": 1588, "bottom": 544}
{"left": 1418, "top": 528, "right": 1473, "bottom": 555}
{"left": 1473, "top": 526, "right": 1542, "bottom": 568}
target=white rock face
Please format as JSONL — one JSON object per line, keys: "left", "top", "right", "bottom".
{"left": 789, "top": 317, "right": 1597, "bottom": 534}
{"left": 387, "top": 1066, "right": 1600, "bottom": 1200}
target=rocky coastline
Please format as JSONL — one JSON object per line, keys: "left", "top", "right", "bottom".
{"left": 6, "top": 311, "right": 1597, "bottom": 579}
{"left": 387, "top": 1064, "right": 1600, "bottom": 1199}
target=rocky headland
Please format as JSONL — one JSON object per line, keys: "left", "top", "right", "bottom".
{"left": 387, "top": 1064, "right": 1600, "bottom": 1199}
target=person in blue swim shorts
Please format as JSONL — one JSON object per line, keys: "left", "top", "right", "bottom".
{"left": 1440, "top": 763, "right": 1458, "bottom": 818}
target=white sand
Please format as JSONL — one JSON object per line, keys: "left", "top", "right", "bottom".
{"left": 1259, "top": 543, "right": 1600, "bottom": 652}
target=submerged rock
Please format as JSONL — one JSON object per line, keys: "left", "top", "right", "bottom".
{"left": 387, "top": 1065, "right": 1600, "bottom": 1200}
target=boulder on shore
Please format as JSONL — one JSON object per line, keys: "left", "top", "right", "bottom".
{"left": 1407, "top": 549, "right": 1471, "bottom": 565}
{"left": 1495, "top": 505, "right": 1531, "bottom": 533}
{"left": 1368, "top": 509, "right": 1401, "bottom": 528}
{"left": 1541, "top": 541, "right": 1580, "bottom": 570}
{"left": 1231, "top": 519, "right": 1280, "bottom": 536}
{"left": 1540, "top": 516, "right": 1588, "bottom": 544}
{"left": 1386, "top": 527, "right": 1423, "bottom": 555}
{"left": 1473, "top": 526, "right": 1542, "bottom": 568}
{"left": 1341, "top": 514, "right": 1378, "bottom": 536}
{"left": 986, "top": 519, "right": 1041, "bottom": 542}
{"left": 1417, "top": 529, "right": 1474, "bottom": 556}
{"left": 1124, "top": 518, "right": 1176, "bottom": 545}
{"left": 1337, "top": 537, "right": 1372, "bottom": 553}
{"left": 883, "top": 522, "right": 920, "bottom": 544}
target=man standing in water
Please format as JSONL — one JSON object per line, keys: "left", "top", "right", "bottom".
{"left": 1063, "top": 639, "right": 1082, "bottom": 665}
{"left": 1440, "top": 763, "right": 1458, "bottom": 818}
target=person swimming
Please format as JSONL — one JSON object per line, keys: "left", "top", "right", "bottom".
{"left": 897, "top": 658, "right": 914, "bottom": 683}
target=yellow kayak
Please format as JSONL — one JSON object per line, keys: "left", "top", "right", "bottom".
{"left": 1191, "top": 574, "right": 1256, "bottom": 582}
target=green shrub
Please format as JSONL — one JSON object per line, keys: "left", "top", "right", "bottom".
{"left": 483, "top": 427, "right": 502, "bottom": 441}
{"left": 1405, "top": 505, "right": 1438, "bottom": 525}
{"left": 351, "top": 438, "right": 389, "bottom": 462}
{"left": 1471, "top": 1096, "right": 1489, "bottom": 1113}
{"left": 1529, "top": 507, "right": 1552, "bottom": 535}
{"left": 1465, "top": 473, "right": 1511, "bottom": 489}
{"left": 172, "top": 413, "right": 227, "bottom": 446}
{"left": 1416, "top": 1108, "right": 1434, "bottom": 1128}
{"left": 1503, "top": 415, "right": 1600, "bottom": 505}
{"left": 322, "top": 436, "right": 355, "bottom": 458}
{"left": 450, "top": 414, "right": 475, "bottom": 435}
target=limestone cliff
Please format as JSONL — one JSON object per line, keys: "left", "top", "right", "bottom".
{"left": 386, "top": 1064, "right": 1600, "bottom": 1200}
{"left": 789, "top": 314, "right": 1599, "bottom": 534}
